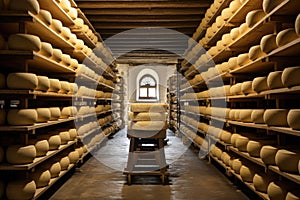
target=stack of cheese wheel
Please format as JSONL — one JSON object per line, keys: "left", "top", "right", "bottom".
{"left": 6, "top": 179, "right": 36, "bottom": 200}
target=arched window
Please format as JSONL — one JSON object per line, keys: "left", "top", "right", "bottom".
{"left": 139, "top": 75, "right": 157, "bottom": 99}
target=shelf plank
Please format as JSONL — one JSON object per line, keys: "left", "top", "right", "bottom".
{"left": 229, "top": 147, "right": 266, "bottom": 168}
{"left": 269, "top": 166, "right": 300, "bottom": 185}
{"left": 0, "top": 141, "right": 76, "bottom": 171}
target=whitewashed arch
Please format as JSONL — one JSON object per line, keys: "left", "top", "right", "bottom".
{"left": 136, "top": 68, "right": 159, "bottom": 101}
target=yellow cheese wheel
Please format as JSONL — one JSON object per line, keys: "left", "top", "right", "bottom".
{"left": 252, "top": 77, "right": 269, "bottom": 93}
{"left": 68, "top": 33, "right": 77, "bottom": 46}
{"left": 49, "top": 162, "right": 61, "bottom": 178}
{"left": 36, "top": 108, "right": 51, "bottom": 123}
{"left": 59, "top": 131, "right": 70, "bottom": 144}
{"left": 240, "top": 165, "right": 255, "bottom": 182}
{"left": 239, "top": 23, "right": 249, "bottom": 35}
{"left": 232, "top": 159, "right": 242, "bottom": 174}
{"left": 60, "top": 27, "right": 72, "bottom": 41}
{"left": 275, "top": 149, "right": 300, "bottom": 173}
{"left": 239, "top": 109, "right": 253, "bottom": 122}
{"left": 220, "top": 130, "right": 232, "bottom": 143}
{"left": 230, "top": 83, "right": 242, "bottom": 95}
{"left": 221, "top": 8, "right": 233, "bottom": 21}
{"left": 6, "top": 145, "right": 36, "bottom": 164}
{"left": 222, "top": 33, "right": 233, "bottom": 46}
{"left": 30, "top": 169, "right": 51, "bottom": 188}
{"left": 48, "top": 135, "right": 61, "bottom": 150}
{"left": 49, "top": 107, "right": 61, "bottom": 120}
{"left": 246, "top": 10, "right": 266, "bottom": 28}
{"left": 229, "top": 0, "right": 242, "bottom": 13}
{"left": 58, "top": 81, "right": 70, "bottom": 94}
{"left": 48, "top": 78, "right": 61, "bottom": 92}
{"left": 228, "top": 57, "right": 239, "bottom": 70}
{"left": 67, "top": 7, "right": 78, "bottom": 20}
{"left": 40, "top": 42, "right": 53, "bottom": 58}
{"left": 60, "top": 54, "right": 72, "bottom": 67}
{"left": 8, "top": 34, "right": 41, "bottom": 51}
{"left": 0, "top": 146, "right": 4, "bottom": 162}
{"left": 247, "top": 140, "right": 265, "bottom": 157}
{"left": 52, "top": 48, "right": 63, "bottom": 62}
{"left": 296, "top": 13, "right": 300, "bottom": 35}
{"left": 76, "top": 147, "right": 84, "bottom": 158}
{"left": 263, "top": 0, "right": 285, "bottom": 13}
{"left": 59, "top": 0, "right": 71, "bottom": 12}
{"left": 51, "top": 19, "right": 63, "bottom": 33}
{"left": 69, "top": 83, "right": 78, "bottom": 94}
{"left": 68, "top": 128, "right": 77, "bottom": 140}
{"left": 260, "top": 34, "right": 278, "bottom": 53}
{"left": 288, "top": 110, "right": 300, "bottom": 130}
{"left": 253, "top": 173, "right": 272, "bottom": 193}
{"left": 7, "top": 109, "right": 37, "bottom": 125}
{"left": 251, "top": 109, "right": 265, "bottom": 124}
{"left": 286, "top": 191, "right": 300, "bottom": 200}
{"left": 267, "top": 71, "right": 284, "bottom": 89}
{"left": 74, "top": 18, "right": 84, "bottom": 29}
{"left": 9, "top": 0, "right": 40, "bottom": 14}
{"left": 282, "top": 66, "right": 300, "bottom": 87}
{"left": 264, "top": 109, "right": 289, "bottom": 126}
{"left": 69, "top": 58, "right": 78, "bottom": 70}
{"left": 7, "top": 72, "right": 38, "bottom": 90}
{"left": 129, "top": 112, "right": 167, "bottom": 121}
{"left": 231, "top": 133, "right": 241, "bottom": 147}
{"left": 236, "top": 135, "right": 249, "bottom": 152}
{"left": 234, "top": 109, "right": 241, "bottom": 121}
{"left": 229, "top": 109, "right": 236, "bottom": 120}
{"left": 221, "top": 152, "right": 231, "bottom": 166}
{"left": 36, "top": 9, "right": 52, "bottom": 25}
{"left": 267, "top": 181, "right": 288, "bottom": 200}
{"left": 260, "top": 145, "right": 278, "bottom": 165}
{"left": 276, "top": 28, "right": 299, "bottom": 47}
{"left": 230, "top": 27, "right": 240, "bottom": 41}
{"left": 0, "top": 109, "right": 5, "bottom": 125}
{"left": 34, "top": 139, "right": 49, "bottom": 157}
{"left": 68, "top": 151, "right": 79, "bottom": 164}
{"left": 130, "top": 121, "right": 167, "bottom": 131}
{"left": 0, "top": 73, "right": 5, "bottom": 88}
{"left": 216, "top": 16, "right": 224, "bottom": 28}
{"left": 36, "top": 75, "right": 50, "bottom": 91}
{"left": 60, "top": 156, "right": 70, "bottom": 171}
{"left": 237, "top": 53, "right": 251, "bottom": 67}
{"left": 130, "top": 103, "right": 167, "bottom": 112}
{"left": 248, "top": 45, "right": 266, "bottom": 61}
{"left": 6, "top": 179, "right": 36, "bottom": 200}
{"left": 241, "top": 81, "right": 254, "bottom": 94}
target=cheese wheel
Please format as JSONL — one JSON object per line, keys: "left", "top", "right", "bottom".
{"left": 76, "top": 147, "right": 84, "bottom": 158}
{"left": 130, "top": 103, "right": 167, "bottom": 112}
{"left": 267, "top": 181, "right": 288, "bottom": 200}
{"left": 230, "top": 83, "right": 242, "bottom": 95}
{"left": 232, "top": 159, "right": 242, "bottom": 174}
{"left": 52, "top": 48, "right": 63, "bottom": 62}
{"left": 59, "top": 81, "right": 70, "bottom": 94}
{"left": 0, "top": 109, "right": 6, "bottom": 125}
{"left": 251, "top": 109, "right": 265, "bottom": 124}
{"left": 234, "top": 109, "right": 241, "bottom": 121}
{"left": 51, "top": 19, "right": 63, "bottom": 33}
{"left": 264, "top": 109, "right": 289, "bottom": 126}
{"left": 236, "top": 135, "right": 249, "bottom": 152}
{"left": 0, "top": 146, "right": 4, "bottom": 162}
{"left": 296, "top": 13, "right": 300, "bottom": 35}
{"left": 267, "top": 71, "right": 284, "bottom": 89}
{"left": 7, "top": 109, "right": 37, "bottom": 125}
{"left": 260, "top": 145, "right": 278, "bottom": 165}
{"left": 260, "top": 34, "right": 277, "bottom": 53}
{"left": 239, "top": 109, "right": 253, "bottom": 122}
{"left": 34, "top": 139, "right": 49, "bottom": 157}
{"left": 67, "top": 7, "right": 78, "bottom": 20}
{"left": 282, "top": 66, "right": 300, "bottom": 87}
{"left": 252, "top": 77, "right": 269, "bottom": 93}
{"left": 216, "top": 16, "right": 224, "bottom": 28}
{"left": 247, "top": 140, "right": 264, "bottom": 157}
{"left": 7, "top": 72, "right": 38, "bottom": 90}
{"left": 37, "top": 9, "right": 52, "bottom": 25}
{"left": 74, "top": 18, "right": 84, "bottom": 29}
{"left": 49, "top": 162, "right": 61, "bottom": 178}
{"left": 246, "top": 10, "right": 266, "bottom": 28}
{"left": 68, "top": 128, "right": 77, "bottom": 141}
{"left": 239, "top": 23, "right": 249, "bottom": 35}
{"left": 222, "top": 33, "right": 233, "bottom": 46}
{"left": 221, "top": 8, "right": 233, "bottom": 21}
{"left": 248, "top": 45, "right": 266, "bottom": 61}
{"left": 40, "top": 42, "right": 53, "bottom": 58}
{"left": 68, "top": 151, "right": 79, "bottom": 164}
{"left": 253, "top": 173, "right": 272, "bottom": 193}
{"left": 237, "top": 53, "right": 251, "bottom": 66}
{"left": 231, "top": 133, "right": 241, "bottom": 147}
{"left": 30, "top": 169, "right": 51, "bottom": 188}
{"left": 61, "top": 27, "right": 72, "bottom": 41}
{"left": 263, "top": 0, "right": 285, "bottom": 13}
{"left": 70, "top": 58, "right": 78, "bottom": 70}
{"left": 69, "top": 83, "right": 78, "bottom": 94}
{"left": 130, "top": 121, "right": 167, "bottom": 131}
{"left": 49, "top": 107, "right": 61, "bottom": 120}
{"left": 60, "top": 54, "right": 72, "bottom": 67}
{"left": 276, "top": 28, "right": 299, "bottom": 47}
{"left": 48, "top": 135, "right": 61, "bottom": 150}
{"left": 286, "top": 191, "right": 300, "bottom": 200}
{"left": 229, "top": 0, "right": 242, "bottom": 13}
{"left": 275, "top": 149, "right": 300, "bottom": 173}
{"left": 230, "top": 27, "right": 240, "bottom": 41}
{"left": 6, "top": 145, "right": 36, "bottom": 164}
{"left": 0, "top": 73, "right": 5, "bottom": 88}
{"left": 240, "top": 165, "right": 255, "bottom": 182}
{"left": 48, "top": 78, "right": 61, "bottom": 92}
{"left": 6, "top": 179, "right": 36, "bottom": 200}
{"left": 241, "top": 81, "right": 254, "bottom": 94}
{"left": 36, "top": 76, "right": 50, "bottom": 91}
{"left": 221, "top": 152, "right": 231, "bottom": 166}
{"left": 59, "top": 0, "right": 71, "bottom": 12}
{"left": 36, "top": 108, "right": 51, "bottom": 123}
{"left": 288, "top": 110, "right": 300, "bottom": 130}
{"left": 8, "top": 34, "right": 41, "bottom": 51}
{"left": 220, "top": 130, "right": 232, "bottom": 144}
{"left": 68, "top": 33, "right": 77, "bottom": 46}
{"left": 228, "top": 57, "right": 239, "bottom": 70}
{"left": 59, "top": 131, "right": 70, "bottom": 144}
{"left": 9, "top": 0, "right": 40, "bottom": 14}
{"left": 60, "top": 156, "right": 70, "bottom": 171}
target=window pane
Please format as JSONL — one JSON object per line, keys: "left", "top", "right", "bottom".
{"left": 140, "top": 76, "right": 156, "bottom": 86}
{"left": 139, "top": 88, "right": 147, "bottom": 97}
{"left": 148, "top": 88, "right": 156, "bottom": 97}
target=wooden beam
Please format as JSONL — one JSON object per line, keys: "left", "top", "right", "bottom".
{"left": 86, "top": 15, "right": 203, "bottom": 22}
{"left": 96, "top": 28, "right": 196, "bottom": 35}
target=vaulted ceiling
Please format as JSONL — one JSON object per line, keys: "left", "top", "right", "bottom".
{"left": 75, "top": 0, "right": 212, "bottom": 63}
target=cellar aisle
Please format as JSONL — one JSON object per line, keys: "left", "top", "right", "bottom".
{"left": 50, "top": 129, "right": 249, "bottom": 200}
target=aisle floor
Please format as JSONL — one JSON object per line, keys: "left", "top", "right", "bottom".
{"left": 50, "top": 129, "right": 249, "bottom": 200}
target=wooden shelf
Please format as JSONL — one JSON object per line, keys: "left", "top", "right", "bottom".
{"left": 0, "top": 141, "right": 76, "bottom": 171}
{"left": 229, "top": 147, "right": 266, "bottom": 168}
{"left": 268, "top": 166, "right": 300, "bottom": 185}
{"left": 34, "top": 164, "right": 75, "bottom": 199}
